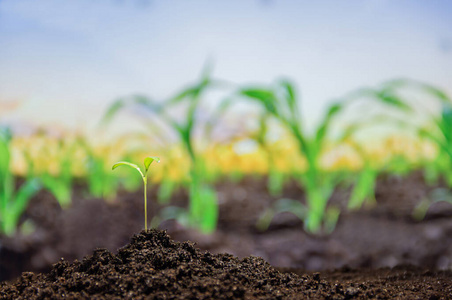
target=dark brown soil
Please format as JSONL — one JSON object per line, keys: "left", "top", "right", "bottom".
{"left": 2, "top": 229, "right": 451, "bottom": 299}
{"left": 1, "top": 171, "right": 452, "bottom": 298}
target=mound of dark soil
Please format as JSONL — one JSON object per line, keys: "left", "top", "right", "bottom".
{"left": 1, "top": 229, "right": 451, "bottom": 299}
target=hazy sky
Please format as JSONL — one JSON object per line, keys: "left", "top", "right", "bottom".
{"left": 0, "top": 0, "right": 451, "bottom": 133}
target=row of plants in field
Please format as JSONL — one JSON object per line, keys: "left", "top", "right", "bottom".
{"left": 100, "top": 71, "right": 452, "bottom": 235}
{"left": 1, "top": 72, "right": 451, "bottom": 236}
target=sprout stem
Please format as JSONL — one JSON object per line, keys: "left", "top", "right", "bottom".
{"left": 143, "top": 177, "right": 148, "bottom": 231}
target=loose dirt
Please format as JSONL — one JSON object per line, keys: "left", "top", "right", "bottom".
{"left": 2, "top": 229, "right": 451, "bottom": 299}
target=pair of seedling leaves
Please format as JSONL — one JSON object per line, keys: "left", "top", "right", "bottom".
{"left": 112, "top": 156, "right": 160, "bottom": 231}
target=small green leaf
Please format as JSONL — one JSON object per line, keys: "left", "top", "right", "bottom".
{"left": 112, "top": 161, "right": 144, "bottom": 178}
{"left": 112, "top": 161, "right": 139, "bottom": 170}
{"left": 144, "top": 156, "right": 160, "bottom": 172}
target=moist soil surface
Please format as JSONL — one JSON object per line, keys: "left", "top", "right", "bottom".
{"left": 2, "top": 229, "right": 452, "bottom": 299}
{"left": 1, "top": 171, "right": 452, "bottom": 298}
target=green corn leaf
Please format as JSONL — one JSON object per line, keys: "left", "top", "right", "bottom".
{"left": 412, "top": 198, "right": 431, "bottom": 221}
{"left": 9, "top": 179, "right": 41, "bottom": 228}
{"left": 0, "top": 139, "right": 10, "bottom": 184}
{"left": 439, "top": 104, "right": 452, "bottom": 142}
{"left": 167, "top": 76, "right": 210, "bottom": 107}
{"left": 348, "top": 168, "right": 377, "bottom": 210}
{"left": 324, "top": 206, "right": 340, "bottom": 235}
{"left": 421, "top": 84, "right": 452, "bottom": 104}
{"left": 375, "top": 89, "right": 412, "bottom": 112}
{"left": 278, "top": 79, "right": 298, "bottom": 117}
{"left": 381, "top": 78, "right": 409, "bottom": 90}
{"left": 101, "top": 98, "right": 127, "bottom": 125}
{"left": 200, "top": 59, "right": 214, "bottom": 83}
{"left": 205, "top": 96, "right": 238, "bottom": 138}
{"left": 198, "top": 186, "right": 218, "bottom": 234}
{"left": 385, "top": 79, "right": 451, "bottom": 105}
{"left": 168, "top": 84, "right": 202, "bottom": 106}
{"left": 256, "top": 208, "right": 276, "bottom": 231}
{"left": 240, "top": 88, "right": 279, "bottom": 116}
{"left": 337, "top": 123, "right": 360, "bottom": 142}
{"left": 133, "top": 95, "right": 163, "bottom": 112}
{"left": 315, "top": 102, "right": 344, "bottom": 144}
{"left": 274, "top": 198, "right": 306, "bottom": 220}
{"left": 0, "top": 128, "right": 11, "bottom": 185}
{"left": 41, "top": 175, "right": 71, "bottom": 208}
{"left": 166, "top": 62, "right": 214, "bottom": 107}
{"left": 256, "top": 114, "right": 270, "bottom": 146}
{"left": 144, "top": 156, "right": 160, "bottom": 173}
{"left": 101, "top": 96, "right": 163, "bottom": 125}
{"left": 418, "top": 128, "right": 452, "bottom": 158}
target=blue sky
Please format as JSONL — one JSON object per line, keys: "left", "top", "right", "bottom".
{"left": 0, "top": 0, "right": 451, "bottom": 133}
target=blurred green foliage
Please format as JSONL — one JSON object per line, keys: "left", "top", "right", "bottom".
{"left": 0, "top": 127, "right": 40, "bottom": 236}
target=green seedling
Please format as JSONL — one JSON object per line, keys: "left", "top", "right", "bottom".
{"left": 0, "top": 127, "right": 41, "bottom": 236}
{"left": 103, "top": 65, "right": 226, "bottom": 233}
{"left": 112, "top": 156, "right": 160, "bottom": 231}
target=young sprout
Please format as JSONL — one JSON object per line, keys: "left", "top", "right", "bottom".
{"left": 112, "top": 156, "right": 160, "bottom": 231}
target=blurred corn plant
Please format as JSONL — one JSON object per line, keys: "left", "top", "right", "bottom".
{"left": 419, "top": 101, "right": 452, "bottom": 187}
{"left": 102, "top": 68, "right": 225, "bottom": 233}
{"left": 342, "top": 140, "right": 378, "bottom": 211}
{"left": 339, "top": 144, "right": 410, "bottom": 212}
{"left": 79, "top": 139, "right": 120, "bottom": 201}
{"left": 364, "top": 80, "right": 452, "bottom": 182}
{"left": 218, "top": 79, "right": 413, "bottom": 234}
{"left": 375, "top": 80, "right": 452, "bottom": 218}
{"left": 0, "top": 127, "right": 40, "bottom": 236}
{"left": 251, "top": 114, "right": 288, "bottom": 196}
{"left": 215, "top": 80, "right": 344, "bottom": 233}
{"left": 153, "top": 146, "right": 189, "bottom": 204}
{"left": 338, "top": 79, "right": 452, "bottom": 219}
{"left": 22, "top": 134, "right": 78, "bottom": 209}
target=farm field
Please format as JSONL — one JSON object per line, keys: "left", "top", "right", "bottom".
{"left": 2, "top": 76, "right": 452, "bottom": 298}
